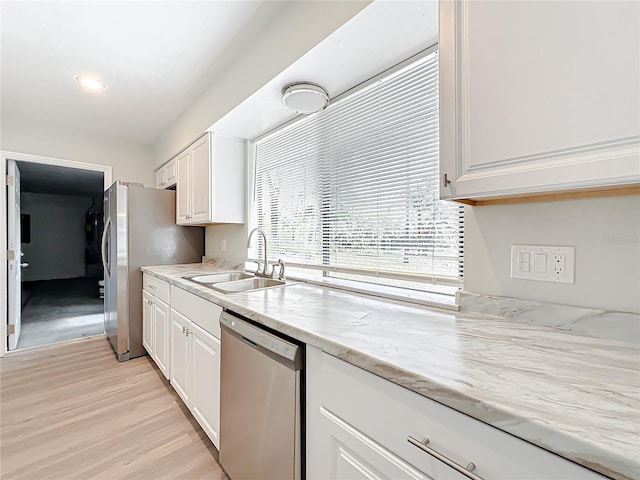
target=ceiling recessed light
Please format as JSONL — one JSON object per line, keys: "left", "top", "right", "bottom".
{"left": 74, "top": 75, "right": 107, "bottom": 92}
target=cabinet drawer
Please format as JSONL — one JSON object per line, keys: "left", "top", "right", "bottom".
{"left": 314, "top": 349, "right": 604, "bottom": 480}
{"left": 170, "top": 285, "right": 222, "bottom": 338}
{"left": 143, "top": 274, "right": 170, "bottom": 304}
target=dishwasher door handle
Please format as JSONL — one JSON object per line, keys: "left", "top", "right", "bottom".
{"left": 241, "top": 336, "right": 259, "bottom": 349}
{"left": 220, "top": 312, "right": 302, "bottom": 370}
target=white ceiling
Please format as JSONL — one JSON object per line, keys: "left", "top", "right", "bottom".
{"left": 1, "top": 1, "right": 438, "bottom": 147}
{"left": 0, "top": 1, "right": 288, "bottom": 144}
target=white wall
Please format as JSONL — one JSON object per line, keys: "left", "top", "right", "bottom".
{"left": 21, "top": 193, "right": 93, "bottom": 282}
{"left": 153, "top": 1, "right": 370, "bottom": 166}
{"left": 1, "top": 115, "right": 154, "bottom": 186}
{"left": 205, "top": 224, "right": 248, "bottom": 265}
{"left": 464, "top": 195, "right": 640, "bottom": 313}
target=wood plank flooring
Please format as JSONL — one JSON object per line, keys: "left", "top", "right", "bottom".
{"left": 1, "top": 336, "right": 226, "bottom": 479}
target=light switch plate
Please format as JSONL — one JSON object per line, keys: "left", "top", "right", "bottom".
{"left": 511, "top": 245, "right": 575, "bottom": 284}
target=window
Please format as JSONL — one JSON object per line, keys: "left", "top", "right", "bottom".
{"left": 250, "top": 48, "right": 464, "bottom": 304}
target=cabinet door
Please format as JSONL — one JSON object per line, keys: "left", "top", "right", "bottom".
{"left": 308, "top": 405, "right": 434, "bottom": 480}
{"left": 142, "top": 290, "right": 154, "bottom": 355}
{"left": 439, "top": 0, "right": 640, "bottom": 201}
{"left": 175, "top": 150, "right": 191, "bottom": 224}
{"left": 165, "top": 158, "right": 177, "bottom": 187}
{"left": 155, "top": 169, "right": 166, "bottom": 189}
{"left": 190, "top": 134, "right": 211, "bottom": 223}
{"left": 152, "top": 298, "right": 170, "bottom": 380}
{"left": 170, "top": 309, "right": 191, "bottom": 405}
{"left": 190, "top": 322, "right": 221, "bottom": 449}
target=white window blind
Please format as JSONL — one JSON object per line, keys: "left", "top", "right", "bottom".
{"left": 251, "top": 50, "right": 464, "bottom": 296}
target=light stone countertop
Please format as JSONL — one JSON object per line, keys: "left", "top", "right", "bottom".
{"left": 142, "top": 263, "right": 640, "bottom": 480}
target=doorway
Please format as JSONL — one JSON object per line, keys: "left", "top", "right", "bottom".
{"left": 1, "top": 151, "right": 112, "bottom": 355}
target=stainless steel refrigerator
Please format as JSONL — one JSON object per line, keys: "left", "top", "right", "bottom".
{"left": 101, "top": 181, "right": 204, "bottom": 361}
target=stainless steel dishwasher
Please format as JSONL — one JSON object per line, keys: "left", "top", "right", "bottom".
{"left": 219, "top": 311, "right": 303, "bottom": 480}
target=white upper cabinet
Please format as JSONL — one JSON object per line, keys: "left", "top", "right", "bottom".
{"left": 439, "top": 0, "right": 640, "bottom": 202}
{"left": 155, "top": 157, "right": 177, "bottom": 189}
{"left": 175, "top": 132, "right": 245, "bottom": 225}
{"left": 176, "top": 149, "right": 191, "bottom": 223}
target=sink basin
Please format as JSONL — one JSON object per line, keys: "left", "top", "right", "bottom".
{"left": 212, "top": 277, "right": 286, "bottom": 293}
{"left": 188, "top": 272, "right": 254, "bottom": 284}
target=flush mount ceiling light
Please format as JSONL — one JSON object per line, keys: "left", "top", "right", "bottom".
{"left": 74, "top": 75, "right": 107, "bottom": 92}
{"left": 281, "top": 82, "right": 329, "bottom": 114}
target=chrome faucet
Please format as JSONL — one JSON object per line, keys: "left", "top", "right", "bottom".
{"left": 247, "top": 227, "right": 271, "bottom": 277}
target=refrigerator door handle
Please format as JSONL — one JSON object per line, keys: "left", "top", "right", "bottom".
{"left": 101, "top": 216, "right": 112, "bottom": 278}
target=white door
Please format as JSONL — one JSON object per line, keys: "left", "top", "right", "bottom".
{"left": 190, "top": 134, "right": 211, "bottom": 223}
{"left": 190, "top": 322, "right": 221, "bottom": 448}
{"left": 153, "top": 298, "right": 170, "bottom": 380}
{"left": 142, "top": 290, "right": 154, "bottom": 355}
{"left": 309, "top": 406, "right": 434, "bottom": 480}
{"left": 6, "top": 160, "right": 22, "bottom": 350}
{"left": 170, "top": 309, "right": 191, "bottom": 405}
{"left": 175, "top": 150, "right": 191, "bottom": 224}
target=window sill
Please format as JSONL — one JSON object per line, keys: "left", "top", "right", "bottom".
{"left": 287, "top": 274, "right": 460, "bottom": 311}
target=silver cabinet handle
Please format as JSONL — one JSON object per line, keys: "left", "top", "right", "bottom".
{"left": 147, "top": 284, "right": 156, "bottom": 290}
{"left": 20, "top": 262, "right": 29, "bottom": 268}
{"left": 182, "top": 326, "right": 187, "bottom": 334}
{"left": 185, "top": 329, "right": 191, "bottom": 337}
{"left": 443, "top": 173, "right": 452, "bottom": 188}
{"left": 407, "top": 436, "right": 484, "bottom": 480}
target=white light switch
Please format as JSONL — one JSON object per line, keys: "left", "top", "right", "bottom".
{"left": 511, "top": 245, "right": 575, "bottom": 284}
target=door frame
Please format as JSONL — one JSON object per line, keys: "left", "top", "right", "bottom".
{"left": 1, "top": 150, "right": 113, "bottom": 357}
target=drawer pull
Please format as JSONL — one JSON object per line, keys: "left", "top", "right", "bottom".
{"left": 407, "top": 436, "right": 484, "bottom": 480}
{"left": 147, "top": 284, "right": 156, "bottom": 290}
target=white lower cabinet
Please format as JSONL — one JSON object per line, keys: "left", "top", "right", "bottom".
{"left": 169, "top": 285, "right": 223, "bottom": 449}
{"left": 190, "top": 321, "right": 221, "bottom": 448}
{"left": 312, "top": 404, "right": 435, "bottom": 480}
{"left": 142, "top": 291, "right": 154, "bottom": 355}
{"left": 151, "top": 298, "right": 170, "bottom": 377}
{"left": 306, "top": 346, "right": 605, "bottom": 480}
{"left": 170, "top": 308, "right": 191, "bottom": 404}
{"left": 142, "top": 277, "right": 171, "bottom": 381}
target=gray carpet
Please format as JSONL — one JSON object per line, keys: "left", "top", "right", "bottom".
{"left": 17, "top": 278, "right": 104, "bottom": 350}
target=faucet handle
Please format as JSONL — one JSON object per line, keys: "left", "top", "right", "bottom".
{"left": 275, "top": 258, "right": 286, "bottom": 281}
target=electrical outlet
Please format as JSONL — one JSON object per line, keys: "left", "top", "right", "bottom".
{"left": 511, "top": 245, "right": 575, "bottom": 284}
{"left": 221, "top": 239, "right": 227, "bottom": 252}
{"left": 552, "top": 254, "right": 566, "bottom": 276}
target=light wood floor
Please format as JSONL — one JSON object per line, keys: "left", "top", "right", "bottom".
{"left": 1, "top": 336, "right": 226, "bottom": 480}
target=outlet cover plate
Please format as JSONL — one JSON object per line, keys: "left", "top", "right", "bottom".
{"left": 511, "top": 245, "right": 575, "bottom": 284}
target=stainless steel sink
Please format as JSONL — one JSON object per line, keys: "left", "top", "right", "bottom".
{"left": 183, "top": 272, "right": 287, "bottom": 293}
{"left": 188, "top": 272, "right": 254, "bottom": 284}
{"left": 212, "top": 277, "right": 286, "bottom": 293}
